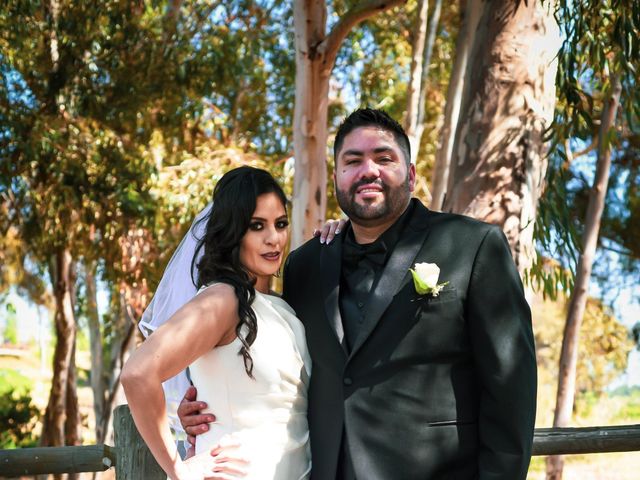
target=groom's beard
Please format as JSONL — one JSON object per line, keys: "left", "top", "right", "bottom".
{"left": 336, "top": 175, "right": 411, "bottom": 227}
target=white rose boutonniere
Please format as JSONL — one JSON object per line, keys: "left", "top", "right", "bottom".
{"left": 410, "top": 262, "right": 449, "bottom": 296}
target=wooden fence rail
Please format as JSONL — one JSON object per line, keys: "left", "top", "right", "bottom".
{"left": 0, "top": 406, "right": 165, "bottom": 479}
{"left": 1, "top": 405, "right": 639, "bottom": 478}
{"left": 0, "top": 445, "right": 115, "bottom": 476}
{"left": 533, "top": 424, "right": 640, "bottom": 455}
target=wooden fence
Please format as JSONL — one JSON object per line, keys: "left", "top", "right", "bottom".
{"left": 1, "top": 405, "right": 639, "bottom": 478}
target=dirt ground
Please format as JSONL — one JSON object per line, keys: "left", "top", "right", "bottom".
{"left": 528, "top": 452, "right": 640, "bottom": 480}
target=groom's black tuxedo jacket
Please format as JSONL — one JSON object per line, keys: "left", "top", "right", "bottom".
{"left": 283, "top": 199, "right": 537, "bottom": 480}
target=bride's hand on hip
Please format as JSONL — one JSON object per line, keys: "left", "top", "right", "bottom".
{"left": 178, "top": 434, "right": 248, "bottom": 480}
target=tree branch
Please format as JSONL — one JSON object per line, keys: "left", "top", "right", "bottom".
{"left": 320, "top": 0, "right": 407, "bottom": 69}
{"left": 573, "top": 139, "right": 597, "bottom": 160}
{"left": 565, "top": 138, "right": 597, "bottom": 164}
{"left": 165, "top": 0, "right": 183, "bottom": 22}
{"left": 186, "top": 1, "right": 223, "bottom": 38}
{"left": 598, "top": 242, "right": 633, "bottom": 257}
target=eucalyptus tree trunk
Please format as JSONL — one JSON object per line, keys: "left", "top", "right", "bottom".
{"left": 291, "top": 0, "right": 407, "bottom": 249}
{"left": 85, "top": 261, "right": 107, "bottom": 443}
{"left": 41, "top": 249, "right": 79, "bottom": 449}
{"left": 546, "top": 76, "right": 622, "bottom": 480}
{"left": 404, "top": 0, "right": 445, "bottom": 165}
{"left": 414, "top": 0, "right": 443, "bottom": 152}
{"left": 94, "top": 288, "right": 139, "bottom": 446}
{"left": 404, "top": 0, "right": 430, "bottom": 162}
{"left": 101, "top": 297, "right": 137, "bottom": 445}
{"left": 65, "top": 341, "right": 80, "bottom": 453}
{"left": 430, "top": 0, "right": 481, "bottom": 210}
{"left": 442, "top": 0, "right": 560, "bottom": 276}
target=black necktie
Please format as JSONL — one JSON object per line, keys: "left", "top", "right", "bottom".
{"left": 342, "top": 239, "right": 387, "bottom": 270}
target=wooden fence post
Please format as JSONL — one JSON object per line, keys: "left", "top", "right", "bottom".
{"left": 113, "top": 404, "right": 166, "bottom": 479}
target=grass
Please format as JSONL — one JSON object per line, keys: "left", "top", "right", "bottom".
{"left": 612, "top": 390, "right": 640, "bottom": 422}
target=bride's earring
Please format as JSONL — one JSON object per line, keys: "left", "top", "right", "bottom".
{"left": 275, "top": 266, "right": 282, "bottom": 278}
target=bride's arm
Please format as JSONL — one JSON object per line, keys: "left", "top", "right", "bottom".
{"left": 121, "top": 283, "right": 240, "bottom": 480}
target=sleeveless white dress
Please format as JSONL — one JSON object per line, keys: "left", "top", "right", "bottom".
{"left": 188, "top": 287, "right": 312, "bottom": 479}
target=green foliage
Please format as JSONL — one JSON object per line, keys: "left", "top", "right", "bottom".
{"left": 1, "top": 1, "right": 161, "bottom": 272}
{"left": 534, "top": 0, "right": 640, "bottom": 298}
{"left": 611, "top": 386, "right": 640, "bottom": 423}
{"left": 599, "top": 135, "right": 640, "bottom": 276}
{"left": 573, "top": 390, "right": 600, "bottom": 418}
{"left": 574, "top": 300, "right": 634, "bottom": 408}
{"left": 529, "top": 151, "right": 580, "bottom": 300}
{"left": 0, "top": 0, "right": 297, "bottom": 262}
{"left": 2, "top": 302, "right": 18, "bottom": 344}
{"left": 610, "top": 385, "right": 640, "bottom": 396}
{"left": 197, "top": 2, "right": 296, "bottom": 157}
{"left": 533, "top": 295, "right": 634, "bottom": 422}
{"left": 0, "top": 370, "right": 39, "bottom": 448}
{"left": 0, "top": 389, "right": 40, "bottom": 448}
{"left": 0, "top": 368, "right": 32, "bottom": 396}
{"left": 0, "top": 222, "right": 52, "bottom": 310}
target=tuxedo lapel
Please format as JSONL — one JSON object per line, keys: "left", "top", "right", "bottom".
{"left": 320, "top": 236, "right": 349, "bottom": 355}
{"left": 349, "top": 201, "right": 433, "bottom": 358}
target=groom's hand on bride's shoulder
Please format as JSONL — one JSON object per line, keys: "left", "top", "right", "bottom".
{"left": 178, "top": 386, "right": 216, "bottom": 448}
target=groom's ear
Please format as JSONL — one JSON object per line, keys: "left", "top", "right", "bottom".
{"left": 408, "top": 163, "right": 416, "bottom": 193}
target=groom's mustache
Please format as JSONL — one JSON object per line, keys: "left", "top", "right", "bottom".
{"left": 348, "top": 178, "right": 388, "bottom": 196}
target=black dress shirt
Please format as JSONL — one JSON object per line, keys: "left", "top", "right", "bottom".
{"left": 339, "top": 201, "right": 415, "bottom": 351}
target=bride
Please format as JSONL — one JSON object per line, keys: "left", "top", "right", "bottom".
{"left": 122, "top": 167, "right": 312, "bottom": 480}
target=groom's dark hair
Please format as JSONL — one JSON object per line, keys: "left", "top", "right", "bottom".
{"left": 333, "top": 108, "right": 411, "bottom": 165}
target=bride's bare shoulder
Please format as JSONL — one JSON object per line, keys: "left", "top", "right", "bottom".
{"left": 192, "top": 282, "right": 238, "bottom": 311}
{"left": 197, "top": 282, "right": 236, "bottom": 298}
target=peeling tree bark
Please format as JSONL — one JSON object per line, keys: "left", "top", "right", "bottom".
{"left": 443, "top": 0, "right": 560, "bottom": 276}
{"left": 85, "top": 261, "right": 107, "bottom": 444}
{"left": 546, "top": 76, "right": 622, "bottom": 480}
{"left": 64, "top": 339, "right": 80, "bottom": 480}
{"left": 291, "top": 0, "right": 407, "bottom": 249}
{"left": 430, "top": 0, "right": 481, "bottom": 210}
{"left": 404, "top": 0, "right": 430, "bottom": 163}
{"left": 41, "top": 249, "right": 78, "bottom": 450}
{"left": 291, "top": 1, "right": 331, "bottom": 250}
{"left": 415, "top": 0, "right": 443, "bottom": 135}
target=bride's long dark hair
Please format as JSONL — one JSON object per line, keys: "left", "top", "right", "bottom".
{"left": 191, "top": 166, "right": 288, "bottom": 378}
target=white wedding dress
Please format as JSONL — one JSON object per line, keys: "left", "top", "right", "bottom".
{"left": 188, "top": 287, "right": 312, "bottom": 479}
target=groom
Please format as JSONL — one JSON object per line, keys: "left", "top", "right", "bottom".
{"left": 180, "top": 109, "right": 537, "bottom": 479}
